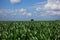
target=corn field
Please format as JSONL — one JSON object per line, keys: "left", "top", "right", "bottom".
{"left": 0, "top": 21, "right": 60, "bottom": 40}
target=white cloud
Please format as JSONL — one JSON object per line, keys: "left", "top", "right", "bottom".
{"left": 33, "top": 0, "right": 60, "bottom": 16}
{"left": 18, "top": 8, "right": 32, "bottom": 16}
{"left": 0, "top": 8, "right": 32, "bottom": 17}
{"left": 43, "top": 0, "right": 60, "bottom": 16}
{"left": 10, "top": 0, "right": 21, "bottom": 4}
{"left": 45, "top": 3, "right": 60, "bottom": 10}
{"left": 29, "top": 0, "right": 60, "bottom": 17}
{"left": 0, "top": 9, "right": 4, "bottom": 13}
{"left": 45, "top": 0, "right": 60, "bottom": 9}
{"left": 27, "top": 13, "right": 32, "bottom": 16}
{"left": 36, "top": 7, "right": 41, "bottom": 12}
{"left": 19, "top": 8, "right": 26, "bottom": 13}
{"left": 41, "top": 10, "right": 60, "bottom": 16}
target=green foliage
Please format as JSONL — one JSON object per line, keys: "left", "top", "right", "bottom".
{"left": 0, "top": 21, "right": 60, "bottom": 40}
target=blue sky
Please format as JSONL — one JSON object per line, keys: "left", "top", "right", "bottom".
{"left": 0, "top": 0, "right": 60, "bottom": 21}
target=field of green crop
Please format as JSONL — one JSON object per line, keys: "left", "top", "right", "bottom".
{"left": 0, "top": 21, "right": 60, "bottom": 40}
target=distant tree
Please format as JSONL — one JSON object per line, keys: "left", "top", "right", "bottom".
{"left": 55, "top": 20, "right": 58, "bottom": 21}
{"left": 31, "top": 19, "right": 34, "bottom": 21}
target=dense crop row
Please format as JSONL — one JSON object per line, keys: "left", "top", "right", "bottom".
{"left": 0, "top": 21, "right": 60, "bottom": 40}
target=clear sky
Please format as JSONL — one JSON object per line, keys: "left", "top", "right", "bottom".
{"left": 0, "top": 0, "right": 60, "bottom": 21}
